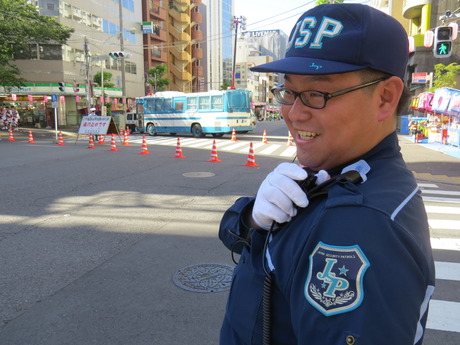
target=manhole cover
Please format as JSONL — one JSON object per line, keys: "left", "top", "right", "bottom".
{"left": 182, "top": 172, "right": 216, "bottom": 178}
{"left": 173, "top": 263, "right": 234, "bottom": 293}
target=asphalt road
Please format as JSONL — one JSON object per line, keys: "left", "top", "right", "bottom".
{"left": 0, "top": 123, "right": 459, "bottom": 345}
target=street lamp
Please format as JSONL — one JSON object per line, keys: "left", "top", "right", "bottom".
{"left": 230, "top": 16, "right": 247, "bottom": 89}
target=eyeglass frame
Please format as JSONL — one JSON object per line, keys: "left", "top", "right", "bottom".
{"left": 270, "top": 77, "right": 389, "bottom": 110}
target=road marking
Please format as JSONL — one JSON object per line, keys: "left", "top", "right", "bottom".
{"left": 429, "top": 219, "right": 460, "bottom": 230}
{"left": 425, "top": 205, "right": 460, "bottom": 214}
{"left": 427, "top": 300, "right": 460, "bottom": 333}
{"left": 431, "top": 238, "right": 460, "bottom": 251}
{"left": 259, "top": 144, "right": 281, "bottom": 155}
{"left": 280, "top": 146, "right": 297, "bottom": 157}
{"left": 435, "top": 261, "right": 460, "bottom": 281}
{"left": 419, "top": 183, "right": 439, "bottom": 188}
{"left": 422, "top": 190, "right": 460, "bottom": 196}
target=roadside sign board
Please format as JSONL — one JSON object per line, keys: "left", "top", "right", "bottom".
{"left": 78, "top": 116, "right": 112, "bottom": 135}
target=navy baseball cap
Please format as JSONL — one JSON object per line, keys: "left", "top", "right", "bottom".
{"left": 251, "top": 4, "right": 408, "bottom": 79}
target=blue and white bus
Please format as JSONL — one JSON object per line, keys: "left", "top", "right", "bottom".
{"left": 136, "top": 89, "right": 255, "bottom": 137}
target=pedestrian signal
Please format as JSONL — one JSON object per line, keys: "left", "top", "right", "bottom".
{"left": 433, "top": 26, "right": 453, "bottom": 58}
{"left": 73, "top": 83, "right": 80, "bottom": 92}
{"left": 58, "top": 82, "right": 65, "bottom": 92}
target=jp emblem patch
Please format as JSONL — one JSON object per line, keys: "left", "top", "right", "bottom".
{"left": 305, "top": 242, "right": 370, "bottom": 316}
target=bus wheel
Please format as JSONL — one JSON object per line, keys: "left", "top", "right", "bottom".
{"left": 191, "top": 124, "right": 204, "bottom": 138}
{"left": 212, "top": 133, "right": 224, "bottom": 138}
{"left": 147, "top": 124, "right": 157, "bottom": 136}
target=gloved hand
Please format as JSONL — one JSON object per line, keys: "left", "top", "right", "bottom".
{"left": 252, "top": 163, "right": 329, "bottom": 230}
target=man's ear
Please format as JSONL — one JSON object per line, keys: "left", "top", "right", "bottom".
{"left": 376, "top": 76, "right": 403, "bottom": 121}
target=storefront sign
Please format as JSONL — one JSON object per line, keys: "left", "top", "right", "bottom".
{"left": 412, "top": 72, "right": 428, "bottom": 83}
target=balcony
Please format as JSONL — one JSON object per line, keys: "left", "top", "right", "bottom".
{"left": 191, "top": 30, "right": 203, "bottom": 41}
{"left": 149, "top": 27, "right": 167, "bottom": 42}
{"left": 150, "top": 6, "right": 167, "bottom": 21}
{"left": 169, "top": 23, "right": 191, "bottom": 41}
{"left": 192, "top": 65, "right": 203, "bottom": 77}
{"left": 150, "top": 50, "right": 167, "bottom": 63}
{"left": 170, "top": 64, "right": 192, "bottom": 82}
{"left": 403, "top": 0, "right": 430, "bottom": 19}
{"left": 191, "top": 11, "right": 202, "bottom": 24}
{"left": 192, "top": 47, "right": 202, "bottom": 59}
{"left": 169, "top": 9, "right": 190, "bottom": 23}
{"left": 170, "top": 46, "right": 191, "bottom": 61}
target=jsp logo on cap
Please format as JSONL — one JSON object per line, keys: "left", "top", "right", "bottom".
{"left": 250, "top": 4, "right": 409, "bottom": 80}
{"left": 287, "top": 17, "right": 343, "bottom": 50}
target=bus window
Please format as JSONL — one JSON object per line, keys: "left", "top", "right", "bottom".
{"left": 199, "top": 96, "right": 210, "bottom": 110}
{"left": 164, "top": 98, "right": 172, "bottom": 111}
{"left": 145, "top": 99, "right": 154, "bottom": 113}
{"left": 211, "top": 95, "right": 223, "bottom": 110}
{"left": 155, "top": 99, "right": 163, "bottom": 111}
{"left": 176, "top": 101, "right": 184, "bottom": 111}
{"left": 187, "top": 97, "right": 197, "bottom": 110}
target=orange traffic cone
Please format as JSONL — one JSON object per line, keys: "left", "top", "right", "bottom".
{"left": 287, "top": 132, "right": 294, "bottom": 146}
{"left": 243, "top": 142, "right": 260, "bottom": 167}
{"left": 262, "top": 130, "right": 268, "bottom": 144}
{"left": 8, "top": 128, "right": 15, "bottom": 141}
{"left": 138, "top": 135, "right": 151, "bottom": 155}
{"left": 27, "top": 130, "right": 35, "bottom": 143}
{"left": 172, "top": 137, "right": 186, "bottom": 158}
{"left": 88, "top": 133, "right": 96, "bottom": 149}
{"left": 57, "top": 131, "right": 65, "bottom": 146}
{"left": 207, "top": 139, "right": 222, "bottom": 162}
{"left": 97, "top": 134, "right": 105, "bottom": 145}
{"left": 108, "top": 134, "right": 119, "bottom": 151}
{"left": 122, "top": 131, "right": 130, "bottom": 145}
{"left": 230, "top": 128, "right": 237, "bottom": 141}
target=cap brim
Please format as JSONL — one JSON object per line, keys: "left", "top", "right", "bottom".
{"left": 250, "top": 57, "right": 366, "bottom": 75}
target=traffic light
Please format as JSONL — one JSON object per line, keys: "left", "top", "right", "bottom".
{"left": 109, "top": 51, "right": 129, "bottom": 58}
{"left": 58, "top": 82, "right": 65, "bottom": 92}
{"left": 433, "top": 26, "right": 453, "bottom": 58}
{"left": 73, "top": 83, "right": 80, "bottom": 92}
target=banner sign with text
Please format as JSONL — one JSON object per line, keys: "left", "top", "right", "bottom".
{"left": 78, "top": 116, "right": 112, "bottom": 135}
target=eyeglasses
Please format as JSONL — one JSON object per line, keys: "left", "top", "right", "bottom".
{"left": 270, "top": 77, "right": 388, "bottom": 110}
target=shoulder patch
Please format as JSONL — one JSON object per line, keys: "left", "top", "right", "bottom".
{"left": 305, "top": 242, "right": 370, "bottom": 316}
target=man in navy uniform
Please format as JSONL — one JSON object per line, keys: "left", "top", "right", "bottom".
{"left": 219, "top": 4, "right": 435, "bottom": 345}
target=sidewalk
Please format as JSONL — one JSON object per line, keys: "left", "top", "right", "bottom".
{"left": 401, "top": 134, "right": 460, "bottom": 160}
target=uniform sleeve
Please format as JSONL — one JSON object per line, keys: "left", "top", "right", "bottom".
{"left": 218, "top": 197, "right": 255, "bottom": 253}
{"left": 285, "top": 206, "right": 432, "bottom": 345}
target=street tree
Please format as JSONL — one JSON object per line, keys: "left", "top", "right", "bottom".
{"left": 147, "top": 64, "right": 170, "bottom": 92}
{"left": 93, "top": 71, "right": 115, "bottom": 90}
{"left": 0, "top": 0, "right": 73, "bottom": 89}
{"left": 429, "top": 63, "right": 460, "bottom": 91}
{"left": 316, "top": 0, "right": 344, "bottom": 5}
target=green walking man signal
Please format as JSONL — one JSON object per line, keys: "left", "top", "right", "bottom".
{"left": 433, "top": 26, "right": 453, "bottom": 58}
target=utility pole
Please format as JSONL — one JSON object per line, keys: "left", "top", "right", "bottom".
{"left": 230, "top": 16, "right": 247, "bottom": 89}
{"left": 118, "top": 0, "right": 127, "bottom": 115}
{"left": 84, "top": 36, "right": 92, "bottom": 111}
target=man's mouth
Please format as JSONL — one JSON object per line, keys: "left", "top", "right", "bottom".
{"left": 298, "top": 131, "right": 320, "bottom": 140}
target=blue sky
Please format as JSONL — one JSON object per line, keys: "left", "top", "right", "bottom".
{"left": 234, "top": 0, "right": 371, "bottom": 35}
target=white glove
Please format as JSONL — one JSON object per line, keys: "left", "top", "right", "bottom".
{"left": 252, "top": 163, "right": 330, "bottom": 230}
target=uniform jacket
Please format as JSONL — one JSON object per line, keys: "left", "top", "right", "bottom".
{"left": 219, "top": 132, "right": 436, "bottom": 345}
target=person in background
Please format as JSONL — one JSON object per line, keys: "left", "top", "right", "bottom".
{"left": 218, "top": 4, "right": 435, "bottom": 345}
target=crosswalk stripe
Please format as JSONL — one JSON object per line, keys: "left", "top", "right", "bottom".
{"left": 435, "top": 261, "right": 460, "bottom": 281}
{"left": 431, "top": 238, "right": 460, "bottom": 251}
{"left": 280, "top": 146, "right": 297, "bottom": 157}
{"left": 427, "top": 300, "right": 460, "bottom": 333}
{"left": 259, "top": 144, "right": 281, "bottom": 155}
{"left": 429, "top": 219, "right": 460, "bottom": 230}
{"left": 422, "top": 190, "right": 460, "bottom": 196}
{"left": 423, "top": 196, "right": 460, "bottom": 203}
{"left": 425, "top": 205, "right": 460, "bottom": 214}
{"left": 419, "top": 183, "right": 439, "bottom": 188}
